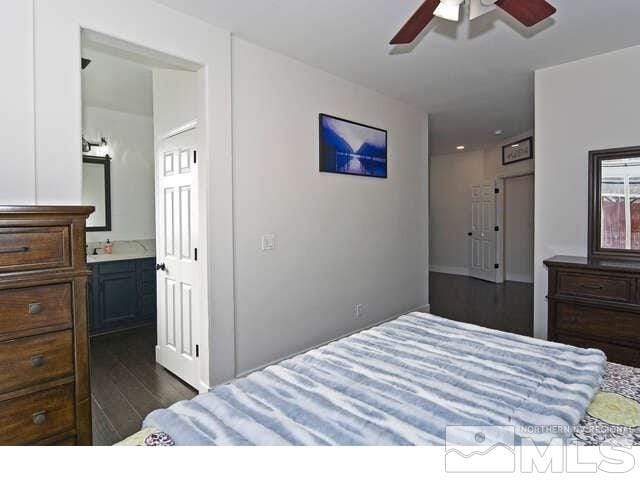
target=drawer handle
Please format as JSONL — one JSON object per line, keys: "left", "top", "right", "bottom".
{"left": 28, "top": 303, "right": 43, "bottom": 315}
{"left": 0, "top": 246, "right": 29, "bottom": 254}
{"left": 579, "top": 284, "right": 603, "bottom": 290}
{"left": 32, "top": 411, "right": 47, "bottom": 425}
{"left": 31, "top": 354, "right": 45, "bottom": 367}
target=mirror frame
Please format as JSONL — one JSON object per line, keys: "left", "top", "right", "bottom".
{"left": 588, "top": 145, "right": 640, "bottom": 261}
{"left": 83, "top": 155, "right": 112, "bottom": 232}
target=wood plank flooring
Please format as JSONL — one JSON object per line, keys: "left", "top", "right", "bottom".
{"left": 429, "top": 272, "right": 533, "bottom": 337}
{"left": 91, "top": 274, "right": 531, "bottom": 444}
{"left": 90, "top": 325, "right": 197, "bottom": 445}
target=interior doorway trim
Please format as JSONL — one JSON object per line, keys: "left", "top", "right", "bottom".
{"left": 34, "top": 0, "right": 237, "bottom": 388}
{"left": 164, "top": 120, "right": 198, "bottom": 140}
{"left": 498, "top": 172, "right": 535, "bottom": 284}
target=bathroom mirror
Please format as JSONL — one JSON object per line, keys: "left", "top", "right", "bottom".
{"left": 82, "top": 155, "right": 112, "bottom": 231}
{"left": 589, "top": 146, "right": 640, "bottom": 260}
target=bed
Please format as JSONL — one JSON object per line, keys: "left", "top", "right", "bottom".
{"left": 118, "top": 312, "right": 640, "bottom": 446}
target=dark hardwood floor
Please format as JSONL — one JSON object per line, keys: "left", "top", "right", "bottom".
{"left": 429, "top": 272, "right": 533, "bottom": 337}
{"left": 89, "top": 274, "right": 530, "bottom": 444}
{"left": 90, "top": 325, "right": 197, "bottom": 445}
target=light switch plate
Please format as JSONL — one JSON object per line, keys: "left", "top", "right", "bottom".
{"left": 261, "top": 234, "right": 276, "bottom": 251}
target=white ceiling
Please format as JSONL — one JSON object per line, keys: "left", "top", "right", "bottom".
{"left": 81, "top": 47, "right": 154, "bottom": 117}
{"left": 153, "top": 0, "right": 640, "bottom": 154}
{"left": 81, "top": 30, "right": 199, "bottom": 117}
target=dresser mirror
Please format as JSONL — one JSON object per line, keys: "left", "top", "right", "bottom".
{"left": 589, "top": 146, "right": 640, "bottom": 260}
{"left": 82, "top": 155, "right": 112, "bottom": 232}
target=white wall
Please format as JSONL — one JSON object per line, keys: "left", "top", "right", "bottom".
{"left": 152, "top": 69, "right": 198, "bottom": 136}
{"left": 0, "top": 1, "right": 429, "bottom": 384}
{"left": 232, "top": 39, "right": 429, "bottom": 374}
{"left": 430, "top": 131, "right": 534, "bottom": 278}
{"left": 430, "top": 150, "right": 485, "bottom": 275}
{"left": 0, "top": 0, "right": 35, "bottom": 204}
{"left": 534, "top": 45, "right": 640, "bottom": 339}
{"left": 504, "top": 174, "right": 534, "bottom": 283}
{"left": 83, "top": 106, "right": 155, "bottom": 243}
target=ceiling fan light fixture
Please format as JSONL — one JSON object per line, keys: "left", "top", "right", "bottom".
{"left": 469, "top": 0, "right": 497, "bottom": 20}
{"left": 434, "top": 0, "right": 463, "bottom": 22}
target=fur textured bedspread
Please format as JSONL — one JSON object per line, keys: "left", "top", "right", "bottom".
{"left": 143, "top": 313, "right": 606, "bottom": 446}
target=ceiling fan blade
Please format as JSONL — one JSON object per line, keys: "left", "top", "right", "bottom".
{"left": 390, "top": 0, "right": 440, "bottom": 45}
{"left": 495, "top": 0, "right": 556, "bottom": 27}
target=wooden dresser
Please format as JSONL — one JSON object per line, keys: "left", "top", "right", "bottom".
{"left": 0, "top": 206, "right": 94, "bottom": 445}
{"left": 545, "top": 255, "right": 640, "bottom": 367}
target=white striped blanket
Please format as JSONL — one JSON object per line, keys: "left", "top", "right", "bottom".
{"left": 144, "top": 312, "right": 606, "bottom": 445}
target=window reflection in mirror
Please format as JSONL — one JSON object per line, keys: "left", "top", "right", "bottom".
{"left": 600, "top": 159, "right": 640, "bottom": 251}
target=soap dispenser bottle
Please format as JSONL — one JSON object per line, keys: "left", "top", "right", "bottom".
{"left": 104, "top": 239, "right": 113, "bottom": 254}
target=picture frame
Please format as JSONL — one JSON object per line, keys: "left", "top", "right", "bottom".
{"left": 319, "top": 113, "right": 388, "bottom": 179}
{"left": 502, "top": 136, "right": 534, "bottom": 165}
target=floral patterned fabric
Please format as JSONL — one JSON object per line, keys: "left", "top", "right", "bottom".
{"left": 115, "top": 427, "right": 175, "bottom": 446}
{"left": 573, "top": 363, "right": 640, "bottom": 446}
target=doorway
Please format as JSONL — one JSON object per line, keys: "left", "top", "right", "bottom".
{"left": 80, "top": 30, "right": 207, "bottom": 444}
{"left": 503, "top": 174, "right": 534, "bottom": 284}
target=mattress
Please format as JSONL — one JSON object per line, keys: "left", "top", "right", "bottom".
{"left": 142, "top": 312, "right": 606, "bottom": 446}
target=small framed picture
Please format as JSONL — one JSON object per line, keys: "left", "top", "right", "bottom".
{"left": 502, "top": 136, "right": 533, "bottom": 165}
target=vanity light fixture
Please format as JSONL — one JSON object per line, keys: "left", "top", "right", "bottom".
{"left": 82, "top": 136, "right": 108, "bottom": 153}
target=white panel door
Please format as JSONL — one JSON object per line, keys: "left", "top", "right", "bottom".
{"left": 469, "top": 181, "right": 499, "bottom": 283}
{"left": 156, "top": 127, "right": 199, "bottom": 388}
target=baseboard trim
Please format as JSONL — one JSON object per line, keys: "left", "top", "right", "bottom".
{"left": 430, "top": 265, "right": 469, "bottom": 276}
{"left": 430, "top": 265, "right": 533, "bottom": 284}
{"left": 505, "top": 273, "right": 534, "bottom": 284}
{"left": 234, "top": 304, "right": 431, "bottom": 380}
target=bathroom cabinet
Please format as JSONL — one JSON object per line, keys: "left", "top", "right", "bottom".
{"left": 88, "top": 257, "right": 156, "bottom": 335}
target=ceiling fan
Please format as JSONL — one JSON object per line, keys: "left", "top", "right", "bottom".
{"left": 390, "top": 0, "right": 557, "bottom": 44}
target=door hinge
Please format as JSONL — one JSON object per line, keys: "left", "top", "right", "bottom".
{"left": 194, "top": 248, "right": 198, "bottom": 261}
{"left": 494, "top": 263, "right": 500, "bottom": 269}
{"left": 494, "top": 226, "right": 500, "bottom": 232}
{"left": 494, "top": 188, "right": 500, "bottom": 194}
{"left": 193, "top": 150, "right": 197, "bottom": 164}
{"left": 195, "top": 344, "right": 199, "bottom": 358}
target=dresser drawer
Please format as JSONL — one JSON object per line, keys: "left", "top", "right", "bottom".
{"left": 0, "top": 284, "right": 73, "bottom": 339}
{"left": 0, "top": 330, "right": 74, "bottom": 394}
{"left": 556, "top": 302, "right": 640, "bottom": 346}
{"left": 0, "top": 383, "right": 75, "bottom": 445}
{"left": 555, "top": 333, "right": 640, "bottom": 367}
{"left": 0, "top": 226, "right": 70, "bottom": 273}
{"left": 557, "top": 272, "right": 633, "bottom": 302}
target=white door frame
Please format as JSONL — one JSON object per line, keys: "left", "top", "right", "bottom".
{"left": 495, "top": 178, "right": 505, "bottom": 283}
{"left": 33, "top": 0, "right": 237, "bottom": 388}
{"left": 498, "top": 172, "right": 535, "bottom": 284}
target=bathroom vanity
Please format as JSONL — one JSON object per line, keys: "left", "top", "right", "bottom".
{"left": 87, "top": 255, "right": 157, "bottom": 335}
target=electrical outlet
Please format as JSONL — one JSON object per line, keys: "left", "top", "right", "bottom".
{"left": 355, "top": 304, "right": 364, "bottom": 320}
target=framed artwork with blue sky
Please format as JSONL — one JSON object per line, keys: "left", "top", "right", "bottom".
{"left": 319, "top": 114, "right": 387, "bottom": 178}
